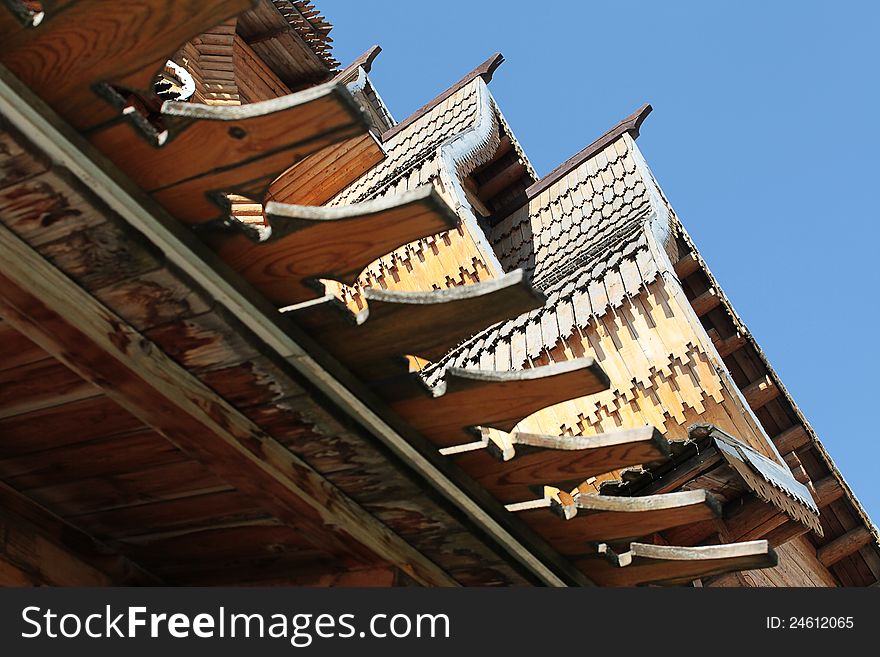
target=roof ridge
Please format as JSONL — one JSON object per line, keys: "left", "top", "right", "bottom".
{"left": 526, "top": 103, "right": 652, "bottom": 199}
{"left": 381, "top": 53, "right": 504, "bottom": 142}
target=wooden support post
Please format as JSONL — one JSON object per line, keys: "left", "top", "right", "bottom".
{"left": 817, "top": 527, "right": 874, "bottom": 567}
{"left": 690, "top": 288, "right": 721, "bottom": 317}
{"left": 741, "top": 374, "right": 779, "bottom": 410}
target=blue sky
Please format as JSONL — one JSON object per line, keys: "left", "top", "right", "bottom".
{"left": 328, "top": 1, "right": 880, "bottom": 521}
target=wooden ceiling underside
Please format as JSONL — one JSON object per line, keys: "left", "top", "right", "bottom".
{"left": 0, "top": 0, "right": 813, "bottom": 587}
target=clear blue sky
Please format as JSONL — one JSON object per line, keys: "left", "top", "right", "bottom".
{"left": 328, "top": 1, "right": 880, "bottom": 522}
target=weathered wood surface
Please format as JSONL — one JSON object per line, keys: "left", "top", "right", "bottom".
{"left": 0, "top": 0, "right": 254, "bottom": 131}
{"left": 580, "top": 540, "right": 777, "bottom": 586}
{"left": 513, "top": 490, "right": 722, "bottom": 552}
{"left": 817, "top": 527, "right": 874, "bottom": 567}
{"left": 452, "top": 426, "right": 670, "bottom": 503}
{"left": 289, "top": 270, "right": 544, "bottom": 378}
{"left": 212, "top": 185, "right": 459, "bottom": 305}
{"left": 0, "top": 219, "right": 457, "bottom": 586}
{"left": 391, "top": 359, "right": 610, "bottom": 448}
{"left": 89, "top": 81, "right": 367, "bottom": 224}
{"left": 268, "top": 132, "right": 384, "bottom": 206}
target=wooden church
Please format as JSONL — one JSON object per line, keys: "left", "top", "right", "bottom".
{"left": 0, "top": 0, "right": 876, "bottom": 586}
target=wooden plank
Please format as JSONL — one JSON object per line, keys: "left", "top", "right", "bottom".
{"left": 71, "top": 490, "right": 271, "bottom": 540}
{"left": 89, "top": 81, "right": 367, "bottom": 224}
{"left": 452, "top": 426, "right": 670, "bottom": 503}
{"left": 24, "top": 460, "right": 230, "bottom": 516}
{"left": 0, "top": 429, "right": 181, "bottom": 490}
{"left": 213, "top": 185, "right": 459, "bottom": 305}
{"left": 391, "top": 359, "right": 610, "bottom": 448}
{"left": 0, "top": 395, "right": 145, "bottom": 458}
{"left": 0, "top": 480, "right": 158, "bottom": 585}
{"left": 0, "top": 0, "right": 253, "bottom": 131}
{"left": 0, "top": 319, "right": 45, "bottom": 370}
{"left": 0, "top": 357, "right": 99, "bottom": 420}
{"left": 513, "top": 490, "right": 722, "bottom": 552}
{"left": 817, "top": 527, "right": 874, "bottom": 567}
{"left": 580, "top": 540, "right": 777, "bottom": 586}
{"left": 267, "top": 132, "right": 384, "bottom": 206}
{"left": 0, "top": 220, "right": 456, "bottom": 586}
{"left": 288, "top": 270, "right": 544, "bottom": 377}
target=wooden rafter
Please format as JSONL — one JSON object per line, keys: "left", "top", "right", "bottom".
{"left": 0, "top": 220, "right": 456, "bottom": 586}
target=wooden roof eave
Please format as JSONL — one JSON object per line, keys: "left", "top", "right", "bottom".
{"left": 0, "top": 63, "right": 594, "bottom": 587}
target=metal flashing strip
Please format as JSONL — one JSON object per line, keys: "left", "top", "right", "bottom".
{"left": 0, "top": 65, "right": 581, "bottom": 587}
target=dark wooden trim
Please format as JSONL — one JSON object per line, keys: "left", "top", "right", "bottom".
{"left": 334, "top": 44, "right": 382, "bottom": 80}
{"left": 526, "top": 103, "right": 652, "bottom": 199}
{"left": 381, "top": 53, "right": 505, "bottom": 142}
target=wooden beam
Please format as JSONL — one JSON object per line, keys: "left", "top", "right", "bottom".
{"left": 673, "top": 252, "right": 700, "bottom": 279}
{"left": 211, "top": 185, "right": 459, "bottom": 305}
{"left": 0, "top": 481, "right": 158, "bottom": 585}
{"left": 477, "top": 161, "right": 527, "bottom": 200}
{"left": 708, "top": 328, "right": 747, "bottom": 358}
{"left": 512, "top": 490, "right": 722, "bottom": 551}
{"left": 451, "top": 427, "right": 670, "bottom": 503}
{"left": 812, "top": 475, "right": 845, "bottom": 508}
{"left": 773, "top": 424, "right": 811, "bottom": 454}
{"left": 391, "top": 359, "right": 610, "bottom": 448}
{"left": 689, "top": 287, "right": 721, "bottom": 317}
{"left": 741, "top": 374, "right": 779, "bottom": 410}
{"left": 0, "top": 220, "right": 456, "bottom": 587}
{"left": 89, "top": 81, "right": 368, "bottom": 224}
{"left": 817, "top": 527, "right": 874, "bottom": 567}
{"left": 0, "top": 0, "right": 253, "bottom": 131}
{"left": 288, "top": 270, "right": 544, "bottom": 378}
{"left": 580, "top": 540, "right": 777, "bottom": 586}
